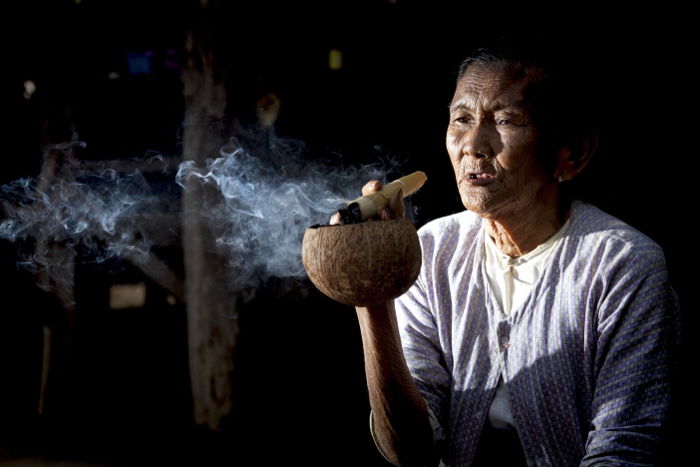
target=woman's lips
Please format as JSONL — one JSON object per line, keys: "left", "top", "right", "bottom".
{"left": 465, "top": 172, "right": 495, "bottom": 186}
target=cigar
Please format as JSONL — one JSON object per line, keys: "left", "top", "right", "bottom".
{"left": 335, "top": 171, "right": 427, "bottom": 224}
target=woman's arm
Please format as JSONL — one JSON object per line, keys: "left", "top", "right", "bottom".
{"left": 356, "top": 300, "right": 435, "bottom": 466}
{"left": 581, "top": 248, "right": 680, "bottom": 466}
{"left": 334, "top": 180, "right": 436, "bottom": 466}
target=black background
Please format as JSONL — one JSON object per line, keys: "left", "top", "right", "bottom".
{"left": 1, "top": 1, "right": 694, "bottom": 465}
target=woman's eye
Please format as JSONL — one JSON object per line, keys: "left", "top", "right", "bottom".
{"left": 453, "top": 116, "right": 471, "bottom": 124}
{"left": 496, "top": 112, "right": 527, "bottom": 126}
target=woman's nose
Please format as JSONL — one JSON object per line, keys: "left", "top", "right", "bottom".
{"left": 462, "top": 122, "right": 494, "bottom": 159}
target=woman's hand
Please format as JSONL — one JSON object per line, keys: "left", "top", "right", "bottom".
{"left": 330, "top": 180, "right": 405, "bottom": 225}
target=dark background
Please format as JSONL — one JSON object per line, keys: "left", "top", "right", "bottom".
{"left": 1, "top": 1, "right": 694, "bottom": 465}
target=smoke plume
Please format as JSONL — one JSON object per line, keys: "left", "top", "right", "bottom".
{"left": 176, "top": 133, "right": 399, "bottom": 292}
{"left": 1, "top": 131, "right": 404, "bottom": 300}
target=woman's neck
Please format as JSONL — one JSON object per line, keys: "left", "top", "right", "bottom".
{"left": 484, "top": 195, "right": 569, "bottom": 258}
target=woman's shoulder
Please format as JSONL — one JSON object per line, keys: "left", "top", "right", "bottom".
{"left": 417, "top": 209, "right": 481, "bottom": 239}
{"left": 567, "top": 200, "right": 665, "bottom": 263}
{"left": 412, "top": 210, "right": 483, "bottom": 260}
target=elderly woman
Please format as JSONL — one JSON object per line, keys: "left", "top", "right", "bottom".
{"left": 348, "top": 49, "right": 680, "bottom": 466}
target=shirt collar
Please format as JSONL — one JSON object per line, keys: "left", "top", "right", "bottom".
{"left": 484, "top": 216, "right": 572, "bottom": 271}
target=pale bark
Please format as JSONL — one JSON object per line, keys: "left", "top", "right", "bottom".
{"left": 181, "top": 21, "right": 238, "bottom": 429}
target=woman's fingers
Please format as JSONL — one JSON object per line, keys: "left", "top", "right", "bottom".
{"left": 388, "top": 188, "right": 405, "bottom": 219}
{"left": 362, "top": 180, "right": 383, "bottom": 196}
{"left": 331, "top": 180, "right": 405, "bottom": 224}
{"left": 379, "top": 188, "right": 405, "bottom": 220}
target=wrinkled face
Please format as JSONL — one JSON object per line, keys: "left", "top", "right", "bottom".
{"left": 447, "top": 61, "right": 554, "bottom": 218}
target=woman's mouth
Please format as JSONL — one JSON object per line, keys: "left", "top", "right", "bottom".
{"left": 465, "top": 172, "right": 495, "bottom": 186}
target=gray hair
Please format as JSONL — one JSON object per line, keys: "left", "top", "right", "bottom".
{"left": 455, "top": 40, "right": 596, "bottom": 161}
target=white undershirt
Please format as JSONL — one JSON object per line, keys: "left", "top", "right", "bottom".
{"left": 483, "top": 217, "right": 571, "bottom": 429}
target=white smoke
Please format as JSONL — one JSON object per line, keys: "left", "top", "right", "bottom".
{"left": 0, "top": 162, "right": 180, "bottom": 300}
{"left": 1, "top": 132, "right": 403, "bottom": 299}
{"left": 176, "top": 135, "right": 395, "bottom": 291}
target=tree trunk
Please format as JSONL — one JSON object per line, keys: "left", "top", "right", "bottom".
{"left": 181, "top": 9, "right": 238, "bottom": 430}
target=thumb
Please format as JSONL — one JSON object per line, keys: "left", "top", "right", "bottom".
{"left": 387, "top": 188, "right": 405, "bottom": 219}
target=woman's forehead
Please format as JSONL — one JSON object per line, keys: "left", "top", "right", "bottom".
{"left": 452, "top": 61, "right": 545, "bottom": 110}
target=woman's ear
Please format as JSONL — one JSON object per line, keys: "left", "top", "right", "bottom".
{"left": 555, "top": 129, "right": 598, "bottom": 182}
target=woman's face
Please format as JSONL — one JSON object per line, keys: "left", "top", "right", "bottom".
{"left": 446, "top": 61, "right": 556, "bottom": 220}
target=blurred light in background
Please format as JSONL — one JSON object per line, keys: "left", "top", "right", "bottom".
{"left": 109, "top": 282, "right": 147, "bottom": 310}
{"left": 127, "top": 52, "right": 153, "bottom": 75}
{"left": 329, "top": 49, "right": 343, "bottom": 71}
{"left": 23, "top": 80, "right": 36, "bottom": 100}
